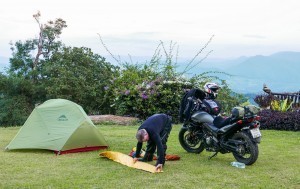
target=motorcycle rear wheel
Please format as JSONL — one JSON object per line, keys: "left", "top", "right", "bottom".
{"left": 179, "top": 127, "right": 205, "bottom": 153}
{"left": 232, "top": 132, "right": 259, "bottom": 165}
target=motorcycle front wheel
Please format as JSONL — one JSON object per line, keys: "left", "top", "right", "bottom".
{"left": 232, "top": 132, "right": 259, "bottom": 165}
{"left": 178, "top": 127, "right": 205, "bottom": 153}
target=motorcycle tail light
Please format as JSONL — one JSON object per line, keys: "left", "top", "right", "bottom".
{"left": 237, "top": 120, "right": 243, "bottom": 124}
{"left": 255, "top": 116, "right": 261, "bottom": 121}
{"left": 253, "top": 122, "right": 260, "bottom": 128}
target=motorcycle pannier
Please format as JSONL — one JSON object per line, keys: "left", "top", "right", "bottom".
{"left": 244, "top": 105, "right": 260, "bottom": 116}
{"left": 231, "top": 107, "right": 245, "bottom": 120}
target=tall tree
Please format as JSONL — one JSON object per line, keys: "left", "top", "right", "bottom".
{"left": 9, "top": 11, "right": 67, "bottom": 80}
{"left": 6, "top": 12, "right": 67, "bottom": 104}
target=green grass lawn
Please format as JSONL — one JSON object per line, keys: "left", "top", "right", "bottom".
{"left": 1, "top": 125, "right": 299, "bottom": 189}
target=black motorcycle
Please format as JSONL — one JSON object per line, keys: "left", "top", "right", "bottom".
{"left": 179, "top": 98, "right": 262, "bottom": 165}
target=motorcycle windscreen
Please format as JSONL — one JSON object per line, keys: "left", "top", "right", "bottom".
{"left": 99, "top": 151, "right": 163, "bottom": 173}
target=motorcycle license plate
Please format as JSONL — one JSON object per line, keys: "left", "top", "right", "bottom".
{"left": 250, "top": 128, "right": 261, "bottom": 138}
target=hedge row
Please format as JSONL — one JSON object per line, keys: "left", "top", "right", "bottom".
{"left": 258, "top": 109, "right": 300, "bottom": 131}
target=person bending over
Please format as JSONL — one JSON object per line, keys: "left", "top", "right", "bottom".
{"left": 133, "top": 113, "right": 172, "bottom": 172}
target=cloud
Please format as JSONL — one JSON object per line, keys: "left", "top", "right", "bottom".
{"left": 243, "top": 35, "right": 267, "bottom": 39}
{"left": 2, "top": 0, "right": 300, "bottom": 59}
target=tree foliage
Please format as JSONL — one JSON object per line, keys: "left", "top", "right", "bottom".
{"left": 43, "top": 46, "right": 119, "bottom": 114}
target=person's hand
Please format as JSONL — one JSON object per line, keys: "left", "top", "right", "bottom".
{"left": 133, "top": 157, "right": 139, "bottom": 163}
{"left": 155, "top": 164, "right": 163, "bottom": 172}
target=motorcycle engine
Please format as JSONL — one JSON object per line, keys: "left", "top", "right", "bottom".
{"left": 204, "top": 132, "right": 219, "bottom": 151}
{"left": 205, "top": 135, "right": 213, "bottom": 145}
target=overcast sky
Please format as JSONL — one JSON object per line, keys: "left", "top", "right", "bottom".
{"left": 1, "top": 0, "right": 300, "bottom": 60}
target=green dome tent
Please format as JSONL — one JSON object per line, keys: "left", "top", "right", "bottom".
{"left": 5, "top": 99, "right": 108, "bottom": 154}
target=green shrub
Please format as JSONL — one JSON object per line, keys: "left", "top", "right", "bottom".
{"left": 0, "top": 96, "right": 32, "bottom": 126}
{"left": 259, "top": 109, "right": 300, "bottom": 131}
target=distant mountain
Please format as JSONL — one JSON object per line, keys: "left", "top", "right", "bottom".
{"left": 224, "top": 51, "right": 300, "bottom": 93}
{"left": 228, "top": 52, "right": 300, "bottom": 79}
{"left": 181, "top": 51, "right": 300, "bottom": 94}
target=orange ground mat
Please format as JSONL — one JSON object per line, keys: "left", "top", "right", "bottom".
{"left": 99, "top": 151, "right": 163, "bottom": 173}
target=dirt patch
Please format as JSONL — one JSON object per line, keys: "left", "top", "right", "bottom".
{"left": 89, "top": 114, "right": 139, "bottom": 125}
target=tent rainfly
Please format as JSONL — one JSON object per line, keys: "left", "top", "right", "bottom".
{"left": 5, "top": 99, "right": 108, "bottom": 154}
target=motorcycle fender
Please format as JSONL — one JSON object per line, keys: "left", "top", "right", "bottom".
{"left": 253, "top": 137, "right": 261, "bottom": 143}
{"left": 191, "top": 111, "right": 214, "bottom": 124}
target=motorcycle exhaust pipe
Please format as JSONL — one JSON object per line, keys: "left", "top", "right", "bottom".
{"left": 220, "top": 143, "right": 237, "bottom": 152}
{"left": 220, "top": 140, "right": 243, "bottom": 153}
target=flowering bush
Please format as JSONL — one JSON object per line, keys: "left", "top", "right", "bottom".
{"left": 112, "top": 64, "right": 245, "bottom": 122}
{"left": 114, "top": 77, "right": 192, "bottom": 122}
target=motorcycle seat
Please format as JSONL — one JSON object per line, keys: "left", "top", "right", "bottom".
{"left": 213, "top": 116, "right": 231, "bottom": 128}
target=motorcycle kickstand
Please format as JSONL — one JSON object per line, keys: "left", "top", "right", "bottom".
{"left": 208, "top": 152, "right": 218, "bottom": 160}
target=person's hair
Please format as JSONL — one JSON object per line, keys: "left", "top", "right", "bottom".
{"left": 136, "top": 129, "right": 147, "bottom": 142}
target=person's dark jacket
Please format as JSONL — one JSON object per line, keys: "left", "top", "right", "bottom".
{"left": 135, "top": 114, "right": 169, "bottom": 165}
{"left": 179, "top": 88, "right": 206, "bottom": 122}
